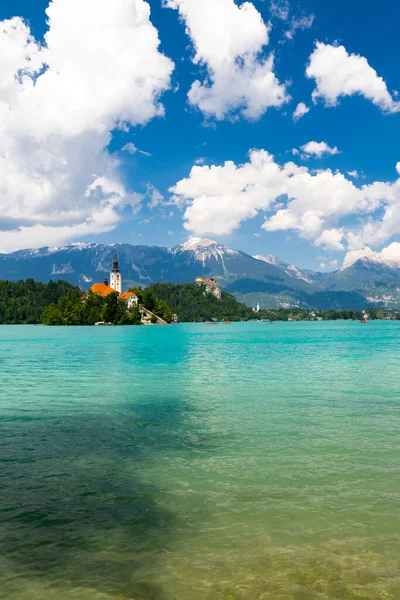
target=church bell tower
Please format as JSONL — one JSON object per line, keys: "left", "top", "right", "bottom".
{"left": 110, "top": 254, "right": 122, "bottom": 293}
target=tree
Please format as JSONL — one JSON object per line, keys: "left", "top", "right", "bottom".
{"left": 154, "top": 299, "right": 173, "bottom": 323}
{"left": 142, "top": 288, "right": 156, "bottom": 312}
{"left": 0, "top": 279, "right": 78, "bottom": 324}
{"left": 101, "top": 292, "right": 127, "bottom": 324}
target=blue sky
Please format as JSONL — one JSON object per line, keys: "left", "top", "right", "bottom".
{"left": 1, "top": 0, "right": 400, "bottom": 269}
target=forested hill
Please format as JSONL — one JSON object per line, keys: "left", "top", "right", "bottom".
{"left": 0, "top": 279, "right": 78, "bottom": 324}
{"left": 147, "top": 282, "right": 254, "bottom": 322}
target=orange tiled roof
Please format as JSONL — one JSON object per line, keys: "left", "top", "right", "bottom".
{"left": 89, "top": 283, "right": 115, "bottom": 297}
{"left": 120, "top": 292, "right": 137, "bottom": 301}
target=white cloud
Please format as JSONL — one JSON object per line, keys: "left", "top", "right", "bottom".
{"left": 122, "top": 142, "right": 152, "bottom": 157}
{"left": 285, "top": 15, "right": 314, "bottom": 40}
{"left": 341, "top": 242, "right": 400, "bottom": 268}
{"left": 269, "top": 0, "right": 290, "bottom": 21}
{"left": 146, "top": 184, "right": 165, "bottom": 208}
{"left": 297, "top": 141, "right": 339, "bottom": 158}
{"left": 342, "top": 247, "right": 375, "bottom": 269}
{"left": 170, "top": 149, "right": 400, "bottom": 250}
{"left": 0, "top": 0, "right": 174, "bottom": 252}
{"left": 307, "top": 42, "right": 400, "bottom": 113}
{"left": 269, "top": 1, "right": 314, "bottom": 40}
{"left": 330, "top": 259, "right": 338, "bottom": 269}
{"left": 347, "top": 170, "right": 359, "bottom": 179}
{"left": 168, "top": 230, "right": 174, "bottom": 236}
{"left": 164, "top": 0, "right": 289, "bottom": 120}
{"left": 396, "top": 162, "right": 400, "bottom": 175}
{"left": 314, "top": 228, "right": 344, "bottom": 251}
{"left": 194, "top": 157, "right": 206, "bottom": 165}
{"left": 293, "top": 102, "right": 310, "bottom": 121}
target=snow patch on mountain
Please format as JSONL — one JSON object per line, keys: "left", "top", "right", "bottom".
{"left": 50, "top": 262, "right": 75, "bottom": 275}
{"left": 342, "top": 243, "right": 400, "bottom": 271}
{"left": 342, "top": 251, "right": 400, "bottom": 271}
{"left": 254, "top": 254, "right": 287, "bottom": 268}
{"left": 174, "top": 237, "right": 239, "bottom": 266}
{"left": 12, "top": 242, "right": 101, "bottom": 259}
{"left": 255, "top": 254, "right": 314, "bottom": 283}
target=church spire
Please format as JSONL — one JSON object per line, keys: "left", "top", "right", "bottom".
{"left": 110, "top": 254, "right": 122, "bottom": 293}
{"left": 112, "top": 254, "right": 120, "bottom": 272}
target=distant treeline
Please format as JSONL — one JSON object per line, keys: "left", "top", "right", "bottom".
{"left": 148, "top": 282, "right": 253, "bottom": 322}
{"left": 0, "top": 279, "right": 76, "bottom": 324}
{"left": 0, "top": 279, "right": 399, "bottom": 325}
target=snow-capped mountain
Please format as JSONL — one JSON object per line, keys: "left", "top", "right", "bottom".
{"left": 341, "top": 254, "right": 400, "bottom": 274}
{"left": 173, "top": 237, "right": 240, "bottom": 266}
{"left": 254, "top": 254, "right": 318, "bottom": 284}
{"left": 2, "top": 237, "right": 400, "bottom": 308}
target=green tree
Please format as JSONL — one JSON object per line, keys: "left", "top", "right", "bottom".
{"left": 142, "top": 288, "right": 156, "bottom": 312}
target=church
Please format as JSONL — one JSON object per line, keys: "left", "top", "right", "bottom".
{"left": 88, "top": 255, "right": 138, "bottom": 308}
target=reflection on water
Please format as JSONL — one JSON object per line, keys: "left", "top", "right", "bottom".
{"left": 0, "top": 323, "right": 400, "bottom": 599}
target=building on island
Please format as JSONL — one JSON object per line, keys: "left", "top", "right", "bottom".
{"left": 110, "top": 255, "right": 122, "bottom": 293}
{"left": 88, "top": 255, "right": 138, "bottom": 308}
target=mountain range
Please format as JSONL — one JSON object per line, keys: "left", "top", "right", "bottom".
{"left": 2, "top": 237, "right": 400, "bottom": 309}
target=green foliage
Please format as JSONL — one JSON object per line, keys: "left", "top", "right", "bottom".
{"left": 0, "top": 279, "right": 77, "bottom": 324}
{"left": 153, "top": 298, "right": 173, "bottom": 323}
{"left": 41, "top": 289, "right": 138, "bottom": 326}
{"left": 321, "top": 309, "right": 364, "bottom": 321}
{"left": 101, "top": 292, "right": 127, "bottom": 324}
{"left": 147, "top": 283, "right": 254, "bottom": 322}
{"left": 142, "top": 288, "right": 156, "bottom": 312}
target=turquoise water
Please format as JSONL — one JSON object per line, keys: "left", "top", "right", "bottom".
{"left": 1, "top": 322, "right": 400, "bottom": 599}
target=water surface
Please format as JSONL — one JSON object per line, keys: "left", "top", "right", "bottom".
{"left": 1, "top": 322, "right": 400, "bottom": 599}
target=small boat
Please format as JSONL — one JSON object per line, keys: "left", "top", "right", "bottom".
{"left": 205, "top": 321, "right": 219, "bottom": 325}
{"left": 224, "top": 320, "right": 232, "bottom": 324}
{"left": 360, "top": 319, "right": 368, "bottom": 323}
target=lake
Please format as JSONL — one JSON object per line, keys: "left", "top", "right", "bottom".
{"left": 1, "top": 322, "right": 400, "bottom": 599}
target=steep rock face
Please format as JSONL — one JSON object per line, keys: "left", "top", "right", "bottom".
{"left": 2, "top": 237, "right": 400, "bottom": 308}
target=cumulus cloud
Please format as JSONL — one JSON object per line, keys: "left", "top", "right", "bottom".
{"left": 342, "top": 242, "right": 400, "bottom": 269}
{"left": 314, "top": 228, "right": 344, "bottom": 251}
{"left": 293, "top": 102, "right": 310, "bottom": 121}
{"left": 0, "top": 0, "right": 174, "bottom": 252}
{"left": 307, "top": 42, "right": 400, "bottom": 113}
{"left": 297, "top": 141, "right": 339, "bottom": 158}
{"left": 342, "top": 247, "right": 376, "bottom": 269}
{"left": 164, "top": 0, "right": 289, "bottom": 120}
{"left": 122, "top": 143, "right": 152, "bottom": 157}
{"left": 170, "top": 149, "right": 400, "bottom": 250}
